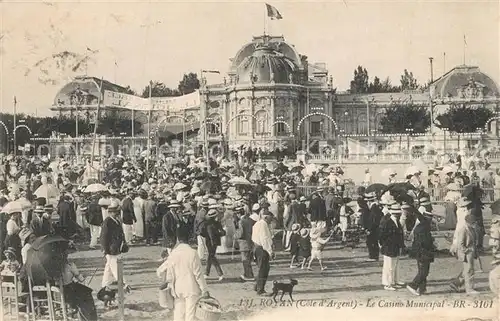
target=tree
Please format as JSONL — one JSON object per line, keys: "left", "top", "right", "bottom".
{"left": 350, "top": 66, "right": 369, "bottom": 94}
{"left": 368, "top": 76, "right": 383, "bottom": 93}
{"left": 141, "top": 81, "right": 180, "bottom": 98}
{"left": 379, "top": 105, "right": 431, "bottom": 134}
{"left": 436, "top": 105, "right": 494, "bottom": 133}
{"left": 400, "top": 69, "right": 418, "bottom": 90}
{"left": 177, "top": 72, "right": 200, "bottom": 95}
{"left": 123, "top": 85, "right": 137, "bottom": 95}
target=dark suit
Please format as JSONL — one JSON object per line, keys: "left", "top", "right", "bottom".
{"left": 379, "top": 215, "right": 405, "bottom": 258}
{"left": 86, "top": 202, "right": 103, "bottom": 226}
{"left": 30, "top": 214, "right": 52, "bottom": 237}
{"left": 363, "top": 204, "right": 383, "bottom": 260}
{"left": 121, "top": 197, "right": 135, "bottom": 225}
{"left": 309, "top": 194, "right": 327, "bottom": 222}
{"left": 57, "top": 201, "right": 78, "bottom": 239}
{"left": 408, "top": 211, "right": 435, "bottom": 293}
{"left": 237, "top": 216, "right": 256, "bottom": 279}
{"left": 203, "top": 219, "right": 224, "bottom": 276}
{"left": 100, "top": 216, "right": 125, "bottom": 256}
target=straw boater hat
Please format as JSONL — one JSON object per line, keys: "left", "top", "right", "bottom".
{"left": 168, "top": 200, "right": 181, "bottom": 208}
{"left": 291, "top": 223, "right": 301, "bottom": 232}
{"left": 364, "top": 192, "right": 376, "bottom": 202}
{"left": 300, "top": 228, "right": 309, "bottom": 238}
{"left": 389, "top": 203, "right": 402, "bottom": 215}
{"left": 207, "top": 209, "right": 218, "bottom": 218}
{"left": 34, "top": 205, "right": 44, "bottom": 213}
{"left": 299, "top": 196, "right": 307, "bottom": 202}
{"left": 419, "top": 196, "right": 431, "bottom": 207}
{"left": 252, "top": 203, "right": 260, "bottom": 212}
{"left": 4, "top": 247, "right": 16, "bottom": 258}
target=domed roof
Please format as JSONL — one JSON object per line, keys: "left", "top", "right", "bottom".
{"left": 431, "top": 65, "right": 499, "bottom": 98}
{"left": 236, "top": 46, "right": 297, "bottom": 84}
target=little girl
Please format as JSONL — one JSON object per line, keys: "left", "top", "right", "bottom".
{"left": 0, "top": 247, "right": 20, "bottom": 276}
{"left": 289, "top": 224, "right": 301, "bottom": 268}
{"left": 307, "top": 229, "right": 334, "bottom": 271}
{"left": 299, "top": 228, "right": 311, "bottom": 269}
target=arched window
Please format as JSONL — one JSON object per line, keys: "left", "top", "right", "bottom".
{"left": 357, "top": 113, "right": 367, "bottom": 134}
{"left": 237, "top": 112, "right": 249, "bottom": 135}
{"left": 255, "top": 110, "right": 269, "bottom": 134}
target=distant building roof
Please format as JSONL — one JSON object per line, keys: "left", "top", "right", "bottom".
{"left": 53, "top": 76, "right": 131, "bottom": 106}
{"left": 430, "top": 65, "right": 500, "bottom": 98}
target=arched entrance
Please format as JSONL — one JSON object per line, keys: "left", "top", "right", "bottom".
{"left": 296, "top": 112, "right": 339, "bottom": 153}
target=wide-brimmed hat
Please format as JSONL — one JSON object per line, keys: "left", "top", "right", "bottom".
{"left": 291, "top": 223, "right": 301, "bottom": 232}
{"left": 299, "top": 196, "right": 307, "bottom": 202}
{"left": 252, "top": 203, "right": 260, "bottom": 212}
{"left": 4, "top": 247, "right": 16, "bottom": 257}
{"left": 300, "top": 228, "right": 309, "bottom": 238}
{"left": 44, "top": 204, "right": 54, "bottom": 212}
{"left": 19, "top": 228, "right": 33, "bottom": 243}
{"left": 34, "top": 205, "right": 45, "bottom": 213}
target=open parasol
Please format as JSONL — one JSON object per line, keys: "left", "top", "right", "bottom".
{"left": 25, "top": 235, "right": 69, "bottom": 284}
{"left": 228, "top": 176, "right": 252, "bottom": 186}
{"left": 365, "top": 183, "right": 388, "bottom": 196}
{"left": 84, "top": 183, "right": 108, "bottom": 193}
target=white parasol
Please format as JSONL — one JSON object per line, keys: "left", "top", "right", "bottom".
{"left": 173, "top": 182, "right": 187, "bottom": 191}
{"left": 228, "top": 176, "right": 252, "bottom": 186}
{"left": 34, "top": 184, "right": 60, "bottom": 206}
{"left": 83, "top": 183, "right": 108, "bottom": 193}
{"left": 1, "top": 201, "right": 23, "bottom": 214}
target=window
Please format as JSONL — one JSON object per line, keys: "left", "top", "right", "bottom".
{"left": 277, "top": 122, "right": 287, "bottom": 136}
{"left": 254, "top": 110, "right": 269, "bottom": 135}
{"left": 310, "top": 121, "right": 322, "bottom": 136}
{"left": 238, "top": 115, "right": 249, "bottom": 135}
{"left": 208, "top": 123, "right": 220, "bottom": 134}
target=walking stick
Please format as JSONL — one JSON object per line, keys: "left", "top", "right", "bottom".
{"left": 231, "top": 238, "right": 236, "bottom": 261}
{"left": 87, "top": 267, "right": 99, "bottom": 286}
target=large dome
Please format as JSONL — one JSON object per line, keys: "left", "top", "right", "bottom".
{"left": 236, "top": 46, "right": 297, "bottom": 84}
{"left": 432, "top": 65, "right": 500, "bottom": 98}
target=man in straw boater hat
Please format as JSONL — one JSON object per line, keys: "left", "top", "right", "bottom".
{"left": 100, "top": 200, "right": 132, "bottom": 294}
{"left": 362, "top": 191, "right": 383, "bottom": 262}
{"left": 309, "top": 186, "right": 327, "bottom": 226}
{"left": 405, "top": 202, "right": 436, "bottom": 296}
{"left": 162, "top": 200, "right": 182, "bottom": 256}
{"left": 252, "top": 210, "right": 274, "bottom": 296}
{"left": 202, "top": 207, "right": 225, "bottom": 281}
{"left": 379, "top": 200, "right": 405, "bottom": 291}
{"left": 235, "top": 203, "right": 256, "bottom": 282}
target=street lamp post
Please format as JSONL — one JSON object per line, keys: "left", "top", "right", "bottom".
{"left": 405, "top": 128, "right": 414, "bottom": 156}
{"left": 443, "top": 128, "right": 449, "bottom": 153}
{"left": 370, "top": 129, "right": 377, "bottom": 154}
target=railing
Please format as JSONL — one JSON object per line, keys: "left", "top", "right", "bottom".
{"left": 296, "top": 185, "right": 498, "bottom": 204}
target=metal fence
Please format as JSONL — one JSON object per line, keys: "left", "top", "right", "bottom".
{"left": 296, "top": 185, "right": 499, "bottom": 204}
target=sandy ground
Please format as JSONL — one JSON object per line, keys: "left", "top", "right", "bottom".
{"left": 70, "top": 217, "right": 499, "bottom": 321}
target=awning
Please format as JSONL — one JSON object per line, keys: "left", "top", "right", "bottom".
{"left": 157, "top": 121, "right": 200, "bottom": 137}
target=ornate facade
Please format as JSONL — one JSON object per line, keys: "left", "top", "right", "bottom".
{"left": 50, "top": 35, "right": 500, "bottom": 150}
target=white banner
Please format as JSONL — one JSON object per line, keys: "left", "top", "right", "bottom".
{"left": 103, "top": 91, "right": 151, "bottom": 110}
{"left": 103, "top": 90, "right": 200, "bottom": 111}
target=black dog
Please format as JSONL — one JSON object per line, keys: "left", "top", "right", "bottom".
{"left": 97, "top": 287, "right": 117, "bottom": 308}
{"left": 272, "top": 279, "right": 298, "bottom": 302}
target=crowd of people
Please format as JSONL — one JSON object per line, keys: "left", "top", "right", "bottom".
{"left": 0, "top": 149, "right": 500, "bottom": 321}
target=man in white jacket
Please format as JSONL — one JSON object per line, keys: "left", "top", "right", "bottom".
{"left": 157, "top": 229, "right": 209, "bottom": 321}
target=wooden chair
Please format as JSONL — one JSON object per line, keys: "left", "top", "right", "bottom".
{"left": 0, "top": 273, "right": 29, "bottom": 321}
{"left": 27, "top": 277, "right": 52, "bottom": 321}
{"left": 47, "top": 279, "right": 69, "bottom": 321}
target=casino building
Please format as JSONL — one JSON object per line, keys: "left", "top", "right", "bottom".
{"left": 50, "top": 33, "right": 500, "bottom": 152}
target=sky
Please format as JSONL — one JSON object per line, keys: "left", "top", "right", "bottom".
{"left": 0, "top": 0, "right": 498, "bottom": 116}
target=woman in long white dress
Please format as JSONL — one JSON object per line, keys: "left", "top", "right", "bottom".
{"left": 217, "top": 203, "right": 236, "bottom": 254}
{"left": 133, "top": 192, "right": 146, "bottom": 241}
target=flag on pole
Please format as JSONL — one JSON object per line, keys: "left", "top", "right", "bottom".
{"left": 266, "top": 3, "right": 283, "bottom": 20}
{"left": 463, "top": 34, "right": 467, "bottom": 46}
{"left": 114, "top": 60, "right": 118, "bottom": 67}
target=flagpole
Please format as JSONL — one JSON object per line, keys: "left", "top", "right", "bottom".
{"left": 463, "top": 34, "right": 466, "bottom": 65}
{"left": 264, "top": 4, "right": 267, "bottom": 35}
{"left": 13, "top": 96, "right": 17, "bottom": 155}
{"left": 91, "top": 77, "right": 104, "bottom": 170}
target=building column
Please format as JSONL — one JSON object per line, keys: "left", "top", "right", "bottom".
{"left": 270, "top": 95, "right": 275, "bottom": 139}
